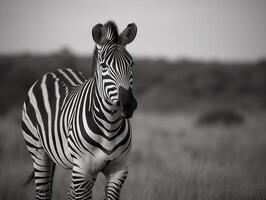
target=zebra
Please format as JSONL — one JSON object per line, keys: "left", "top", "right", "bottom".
{"left": 22, "top": 21, "right": 137, "bottom": 200}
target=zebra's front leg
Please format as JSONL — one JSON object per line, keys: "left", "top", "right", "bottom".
{"left": 67, "top": 179, "right": 76, "bottom": 200}
{"left": 104, "top": 168, "right": 128, "bottom": 200}
{"left": 68, "top": 165, "right": 96, "bottom": 200}
{"left": 32, "top": 151, "right": 55, "bottom": 200}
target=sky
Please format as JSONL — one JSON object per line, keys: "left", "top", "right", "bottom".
{"left": 0, "top": 0, "right": 266, "bottom": 61}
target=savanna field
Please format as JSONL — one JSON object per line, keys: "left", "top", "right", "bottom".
{"left": 0, "top": 52, "right": 266, "bottom": 199}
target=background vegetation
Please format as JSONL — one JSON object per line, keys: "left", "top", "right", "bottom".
{"left": 0, "top": 50, "right": 265, "bottom": 199}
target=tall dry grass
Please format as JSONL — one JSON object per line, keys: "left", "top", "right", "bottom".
{"left": 0, "top": 107, "right": 266, "bottom": 199}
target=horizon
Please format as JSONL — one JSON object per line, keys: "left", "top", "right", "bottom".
{"left": 1, "top": 48, "right": 265, "bottom": 64}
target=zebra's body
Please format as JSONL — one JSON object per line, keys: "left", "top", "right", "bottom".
{"left": 22, "top": 21, "right": 137, "bottom": 200}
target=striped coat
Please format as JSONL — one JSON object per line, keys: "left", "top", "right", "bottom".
{"left": 22, "top": 21, "right": 137, "bottom": 200}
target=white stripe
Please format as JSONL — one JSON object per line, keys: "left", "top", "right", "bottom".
{"left": 41, "top": 76, "right": 60, "bottom": 162}
{"left": 54, "top": 77, "right": 71, "bottom": 167}
{"left": 28, "top": 86, "right": 48, "bottom": 151}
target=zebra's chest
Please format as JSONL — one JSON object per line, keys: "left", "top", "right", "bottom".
{"left": 67, "top": 120, "right": 131, "bottom": 173}
{"left": 75, "top": 144, "right": 129, "bottom": 175}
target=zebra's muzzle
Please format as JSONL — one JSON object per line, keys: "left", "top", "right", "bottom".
{"left": 118, "top": 86, "right": 137, "bottom": 119}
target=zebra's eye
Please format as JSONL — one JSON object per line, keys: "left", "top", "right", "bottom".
{"left": 100, "top": 63, "right": 108, "bottom": 70}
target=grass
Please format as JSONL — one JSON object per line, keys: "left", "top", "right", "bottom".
{"left": 0, "top": 108, "right": 266, "bottom": 199}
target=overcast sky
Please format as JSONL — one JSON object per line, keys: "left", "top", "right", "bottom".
{"left": 0, "top": 0, "right": 266, "bottom": 61}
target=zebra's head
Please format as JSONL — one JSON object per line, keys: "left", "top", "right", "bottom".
{"left": 92, "top": 21, "right": 137, "bottom": 119}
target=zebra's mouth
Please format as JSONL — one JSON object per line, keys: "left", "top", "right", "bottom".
{"left": 115, "top": 101, "right": 135, "bottom": 119}
{"left": 120, "top": 109, "right": 134, "bottom": 119}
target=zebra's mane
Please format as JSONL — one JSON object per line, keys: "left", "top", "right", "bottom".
{"left": 91, "top": 21, "right": 119, "bottom": 76}
{"left": 104, "top": 21, "right": 119, "bottom": 42}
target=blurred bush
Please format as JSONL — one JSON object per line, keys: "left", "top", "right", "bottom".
{"left": 197, "top": 108, "right": 245, "bottom": 126}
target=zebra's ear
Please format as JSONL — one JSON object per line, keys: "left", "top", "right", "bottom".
{"left": 92, "top": 23, "right": 107, "bottom": 46}
{"left": 119, "top": 23, "right": 137, "bottom": 45}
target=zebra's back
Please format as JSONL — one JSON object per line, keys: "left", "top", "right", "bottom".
{"left": 22, "top": 68, "right": 87, "bottom": 168}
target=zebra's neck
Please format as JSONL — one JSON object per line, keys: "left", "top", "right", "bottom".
{"left": 86, "top": 77, "right": 123, "bottom": 135}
